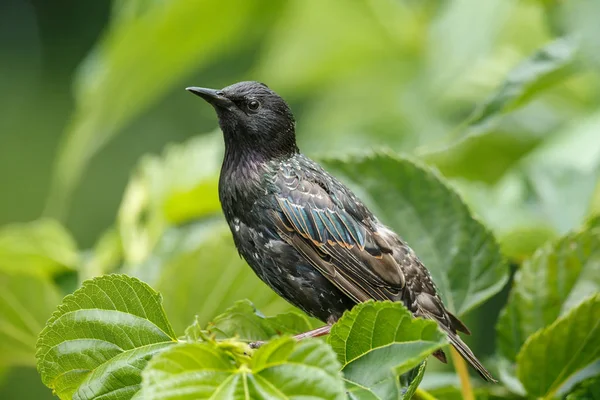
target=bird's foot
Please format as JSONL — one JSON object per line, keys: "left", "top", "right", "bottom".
{"left": 248, "top": 323, "right": 333, "bottom": 349}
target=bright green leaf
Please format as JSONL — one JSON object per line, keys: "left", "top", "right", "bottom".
{"left": 422, "top": 37, "right": 579, "bottom": 183}
{"left": 36, "top": 274, "right": 177, "bottom": 400}
{"left": 0, "top": 219, "right": 78, "bottom": 276}
{"left": 450, "top": 174, "right": 558, "bottom": 261}
{"left": 497, "top": 223, "right": 600, "bottom": 361}
{"left": 118, "top": 133, "right": 223, "bottom": 268}
{"left": 141, "top": 337, "right": 346, "bottom": 400}
{"left": 321, "top": 152, "right": 508, "bottom": 315}
{"left": 521, "top": 109, "right": 600, "bottom": 235}
{"left": 328, "top": 301, "right": 446, "bottom": 399}
{"left": 0, "top": 272, "right": 61, "bottom": 367}
{"left": 517, "top": 294, "right": 600, "bottom": 398}
{"left": 344, "top": 361, "right": 427, "bottom": 400}
{"left": 462, "top": 37, "right": 577, "bottom": 135}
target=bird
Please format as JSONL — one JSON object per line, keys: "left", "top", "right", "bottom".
{"left": 186, "top": 81, "right": 496, "bottom": 382}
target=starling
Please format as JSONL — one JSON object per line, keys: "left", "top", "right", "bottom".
{"left": 186, "top": 81, "right": 496, "bottom": 382}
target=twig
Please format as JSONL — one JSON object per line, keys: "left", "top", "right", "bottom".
{"left": 450, "top": 346, "right": 475, "bottom": 400}
{"left": 413, "top": 387, "right": 438, "bottom": 400}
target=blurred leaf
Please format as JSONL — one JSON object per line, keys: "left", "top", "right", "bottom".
{"left": 78, "top": 226, "right": 123, "bottom": 283}
{"left": 256, "top": 0, "right": 415, "bottom": 93}
{"left": 257, "top": 0, "right": 448, "bottom": 155}
{"left": 465, "top": 37, "right": 577, "bottom": 128}
{"left": 422, "top": 126, "right": 550, "bottom": 184}
{"left": 0, "top": 272, "right": 61, "bottom": 367}
{"left": 321, "top": 153, "right": 508, "bottom": 315}
{"left": 497, "top": 221, "right": 600, "bottom": 361}
{"left": 428, "top": 0, "right": 517, "bottom": 93}
{"left": 450, "top": 174, "right": 557, "bottom": 261}
{"left": 566, "top": 376, "right": 600, "bottom": 400}
{"left": 561, "top": 0, "right": 600, "bottom": 69}
{"left": 450, "top": 109, "right": 600, "bottom": 259}
{"left": 522, "top": 109, "right": 600, "bottom": 234}
{"left": 118, "top": 133, "right": 223, "bottom": 267}
{"left": 141, "top": 337, "right": 346, "bottom": 400}
{"left": 155, "top": 227, "right": 290, "bottom": 334}
{"left": 328, "top": 301, "right": 446, "bottom": 399}
{"left": 206, "top": 300, "right": 313, "bottom": 342}
{"left": 0, "top": 219, "right": 78, "bottom": 276}
{"left": 423, "top": 37, "right": 578, "bottom": 182}
{"left": 45, "top": 0, "right": 286, "bottom": 218}
{"left": 517, "top": 294, "right": 600, "bottom": 398}
{"left": 104, "top": 134, "right": 292, "bottom": 334}
{"left": 36, "top": 274, "right": 176, "bottom": 400}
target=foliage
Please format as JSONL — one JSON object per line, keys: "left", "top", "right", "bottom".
{"left": 2, "top": 0, "right": 600, "bottom": 398}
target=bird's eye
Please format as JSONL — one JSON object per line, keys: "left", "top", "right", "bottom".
{"left": 248, "top": 100, "right": 260, "bottom": 111}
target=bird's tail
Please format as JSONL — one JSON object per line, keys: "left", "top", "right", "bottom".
{"left": 445, "top": 329, "right": 497, "bottom": 383}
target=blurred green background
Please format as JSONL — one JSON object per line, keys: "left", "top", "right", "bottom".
{"left": 1, "top": 0, "right": 599, "bottom": 398}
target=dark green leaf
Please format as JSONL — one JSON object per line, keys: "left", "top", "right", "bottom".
{"left": 566, "top": 376, "right": 600, "bottom": 400}
{"left": 36, "top": 274, "right": 177, "bottom": 399}
{"left": 321, "top": 152, "right": 508, "bottom": 315}
{"left": 517, "top": 294, "right": 600, "bottom": 398}
{"left": 497, "top": 224, "right": 600, "bottom": 361}
{"left": 141, "top": 337, "right": 346, "bottom": 399}
{"left": 328, "top": 301, "right": 446, "bottom": 399}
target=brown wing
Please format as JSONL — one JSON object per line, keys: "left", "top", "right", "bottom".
{"left": 269, "top": 176, "right": 406, "bottom": 304}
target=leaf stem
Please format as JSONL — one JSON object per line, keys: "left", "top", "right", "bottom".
{"left": 413, "top": 387, "right": 438, "bottom": 400}
{"left": 450, "top": 346, "right": 475, "bottom": 400}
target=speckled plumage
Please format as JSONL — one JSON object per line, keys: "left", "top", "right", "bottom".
{"left": 187, "top": 81, "right": 495, "bottom": 382}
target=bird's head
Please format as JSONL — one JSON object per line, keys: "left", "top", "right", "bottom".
{"left": 187, "top": 81, "right": 298, "bottom": 160}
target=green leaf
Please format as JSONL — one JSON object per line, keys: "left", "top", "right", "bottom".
{"left": 497, "top": 223, "right": 600, "bottom": 361}
{"left": 155, "top": 228, "right": 290, "bottom": 334}
{"left": 345, "top": 362, "right": 427, "bottom": 400}
{"left": 321, "top": 152, "right": 508, "bottom": 316}
{"left": 449, "top": 174, "right": 558, "bottom": 261}
{"left": 451, "top": 109, "right": 600, "bottom": 258}
{"left": 517, "top": 294, "right": 600, "bottom": 398}
{"left": 0, "top": 272, "right": 61, "bottom": 366}
{"left": 45, "top": 0, "right": 287, "bottom": 218}
{"left": 0, "top": 219, "right": 78, "bottom": 276}
{"left": 118, "top": 133, "right": 223, "bottom": 268}
{"left": 328, "top": 301, "right": 446, "bottom": 399}
{"left": 112, "top": 133, "right": 290, "bottom": 333}
{"left": 205, "top": 299, "right": 313, "bottom": 342}
{"left": 79, "top": 226, "right": 123, "bottom": 283}
{"left": 141, "top": 337, "right": 346, "bottom": 400}
{"left": 423, "top": 37, "right": 578, "bottom": 174}
{"left": 464, "top": 37, "right": 577, "bottom": 130}
{"left": 36, "top": 274, "right": 177, "bottom": 400}
{"left": 566, "top": 376, "right": 600, "bottom": 400}
{"left": 521, "top": 109, "right": 600, "bottom": 235}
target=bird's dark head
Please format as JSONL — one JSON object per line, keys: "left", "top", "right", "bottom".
{"left": 187, "top": 81, "right": 298, "bottom": 160}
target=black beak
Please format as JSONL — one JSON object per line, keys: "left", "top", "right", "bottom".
{"left": 186, "top": 87, "right": 232, "bottom": 108}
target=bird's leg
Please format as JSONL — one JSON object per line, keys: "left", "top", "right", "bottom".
{"left": 249, "top": 316, "right": 336, "bottom": 349}
{"left": 292, "top": 324, "right": 332, "bottom": 340}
